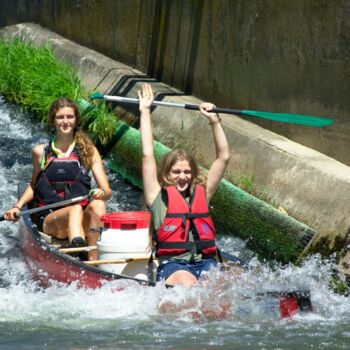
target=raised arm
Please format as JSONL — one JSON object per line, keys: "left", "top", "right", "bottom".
{"left": 139, "top": 83, "right": 161, "bottom": 207}
{"left": 199, "top": 103, "right": 230, "bottom": 201}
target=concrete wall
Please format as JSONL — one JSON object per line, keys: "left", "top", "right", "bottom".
{"left": 0, "top": 0, "right": 350, "bottom": 167}
{"left": 1, "top": 23, "right": 350, "bottom": 268}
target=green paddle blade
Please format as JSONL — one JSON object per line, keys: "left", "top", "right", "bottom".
{"left": 90, "top": 92, "right": 104, "bottom": 100}
{"left": 241, "top": 110, "right": 333, "bottom": 127}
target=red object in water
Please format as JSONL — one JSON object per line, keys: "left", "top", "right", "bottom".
{"left": 279, "top": 296, "right": 299, "bottom": 318}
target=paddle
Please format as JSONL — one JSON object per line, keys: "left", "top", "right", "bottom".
{"left": 84, "top": 256, "right": 153, "bottom": 265}
{"left": 0, "top": 195, "right": 90, "bottom": 222}
{"left": 59, "top": 245, "right": 97, "bottom": 254}
{"left": 90, "top": 92, "right": 334, "bottom": 127}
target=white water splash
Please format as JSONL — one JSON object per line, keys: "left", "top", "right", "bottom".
{"left": 1, "top": 97, "right": 350, "bottom": 349}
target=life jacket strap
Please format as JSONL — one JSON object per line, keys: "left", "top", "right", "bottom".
{"left": 165, "top": 212, "right": 210, "bottom": 229}
{"left": 165, "top": 212, "right": 209, "bottom": 219}
{"left": 157, "top": 240, "right": 215, "bottom": 251}
{"left": 53, "top": 182, "right": 68, "bottom": 191}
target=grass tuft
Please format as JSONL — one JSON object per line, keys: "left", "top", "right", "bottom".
{"left": 0, "top": 39, "right": 119, "bottom": 147}
{"left": 0, "top": 39, "right": 82, "bottom": 122}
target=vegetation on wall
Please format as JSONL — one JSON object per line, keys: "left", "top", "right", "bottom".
{"left": 0, "top": 39, "right": 81, "bottom": 121}
{"left": 0, "top": 39, "right": 117, "bottom": 146}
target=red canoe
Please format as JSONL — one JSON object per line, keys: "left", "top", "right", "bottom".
{"left": 18, "top": 211, "right": 148, "bottom": 289}
{"left": 18, "top": 210, "right": 313, "bottom": 319}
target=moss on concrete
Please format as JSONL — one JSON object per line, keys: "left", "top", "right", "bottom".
{"left": 302, "top": 234, "right": 347, "bottom": 259}
{"left": 210, "top": 179, "right": 315, "bottom": 262}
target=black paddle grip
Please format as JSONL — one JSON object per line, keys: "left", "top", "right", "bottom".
{"left": 184, "top": 104, "right": 241, "bottom": 116}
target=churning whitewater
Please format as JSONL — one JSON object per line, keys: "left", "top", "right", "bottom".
{"left": 0, "top": 96, "right": 349, "bottom": 350}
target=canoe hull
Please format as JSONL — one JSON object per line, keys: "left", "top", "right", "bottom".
{"left": 18, "top": 213, "right": 143, "bottom": 288}
{"left": 18, "top": 212, "right": 312, "bottom": 319}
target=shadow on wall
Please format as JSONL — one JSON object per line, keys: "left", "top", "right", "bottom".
{"left": 108, "top": 74, "right": 185, "bottom": 128}
{"left": 147, "top": 0, "right": 204, "bottom": 94}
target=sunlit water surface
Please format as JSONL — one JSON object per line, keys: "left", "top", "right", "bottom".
{"left": 0, "top": 97, "right": 349, "bottom": 349}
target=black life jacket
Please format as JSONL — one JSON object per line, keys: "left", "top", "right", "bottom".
{"left": 155, "top": 185, "right": 217, "bottom": 257}
{"left": 34, "top": 142, "right": 91, "bottom": 206}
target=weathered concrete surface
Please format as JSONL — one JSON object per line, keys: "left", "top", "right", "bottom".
{"left": 1, "top": 23, "right": 350, "bottom": 261}
{"left": 0, "top": 1, "right": 350, "bottom": 167}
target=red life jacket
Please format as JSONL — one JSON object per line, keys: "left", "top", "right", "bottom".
{"left": 155, "top": 185, "right": 217, "bottom": 257}
{"left": 34, "top": 142, "right": 91, "bottom": 206}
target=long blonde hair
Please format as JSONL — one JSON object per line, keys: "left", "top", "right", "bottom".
{"left": 158, "top": 149, "right": 206, "bottom": 195}
{"left": 49, "top": 97, "right": 95, "bottom": 169}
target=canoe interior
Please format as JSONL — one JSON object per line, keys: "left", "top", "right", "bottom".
{"left": 19, "top": 210, "right": 151, "bottom": 288}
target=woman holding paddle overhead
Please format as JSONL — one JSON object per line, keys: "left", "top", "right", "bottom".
{"left": 4, "top": 97, "right": 111, "bottom": 257}
{"left": 139, "top": 83, "right": 230, "bottom": 287}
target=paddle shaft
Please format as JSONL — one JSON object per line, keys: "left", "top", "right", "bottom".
{"left": 99, "top": 94, "right": 239, "bottom": 115}
{"left": 84, "top": 256, "right": 152, "bottom": 265}
{"left": 94, "top": 94, "right": 333, "bottom": 126}
{"left": 59, "top": 245, "right": 97, "bottom": 253}
{"left": 0, "top": 195, "right": 90, "bottom": 221}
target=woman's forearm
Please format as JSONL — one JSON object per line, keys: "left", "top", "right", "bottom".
{"left": 210, "top": 120, "right": 230, "bottom": 163}
{"left": 140, "top": 108, "right": 154, "bottom": 157}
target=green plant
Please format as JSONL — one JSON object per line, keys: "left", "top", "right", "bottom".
{"left": 80, "top": 100, "right": 119, "bottom": 146}
{"left": 0, "top": 39, "right": 81, "bottom": 122}
{"left": 0, "top": 39, "right": 120, "bottom": 148}
{"left": 235, "top": 173, "right": 256, "bottom": 195}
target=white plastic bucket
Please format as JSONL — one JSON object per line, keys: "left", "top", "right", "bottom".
{"left": 97, "top": 211, "right": 152, "bottom": 279}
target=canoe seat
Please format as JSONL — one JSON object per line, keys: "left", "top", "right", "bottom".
{"left": 38, "top": 231, "right": 71, "bottom": 248}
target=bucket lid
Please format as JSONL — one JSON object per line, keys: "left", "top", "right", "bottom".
{"left": 101, "top": 211, "right": 151, "bottom": 229}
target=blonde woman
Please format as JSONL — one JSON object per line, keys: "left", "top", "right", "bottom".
{"left": 139, "top": 83, "right": 230, "bottom": 287}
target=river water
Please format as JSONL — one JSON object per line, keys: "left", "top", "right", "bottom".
{"left": 0, "top": 96, "right": 349, "bottom": 349}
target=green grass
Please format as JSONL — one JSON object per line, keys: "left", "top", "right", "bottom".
{"left": 235, "top": 173, "right": 256, "bottom": 195}
{"left": 0, "top": 39, "right": 81, "bottom": 122}
{"left": 0, "top": 38, "right": 118, "bottom": 146}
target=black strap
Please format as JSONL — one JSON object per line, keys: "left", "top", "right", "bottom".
{"left": 44, "top": 142, "right": 51, "bottom": 158}
{"left": 165, "top": 212, "right": 209, "bottom": 219}
{"left": 197, "top": 240, "right": 216, "bottom": 249}
{"left": 157, "top": 241, "right": 195, "bottom": 250}
{"left": 54, "top": 182, "right": 67, "bottom": 191}
{"left": 165, "top": 212, "right": 209, "bottom": 230}
{"left": 157, "top": 240, "right": 215, "bottom": 250}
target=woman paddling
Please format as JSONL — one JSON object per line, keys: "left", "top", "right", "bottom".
{"left": 139, "top": 83, "right": 230, "bottom": 287}
{"left": 4, "top": 97, "right": 111, "bottom": 259}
